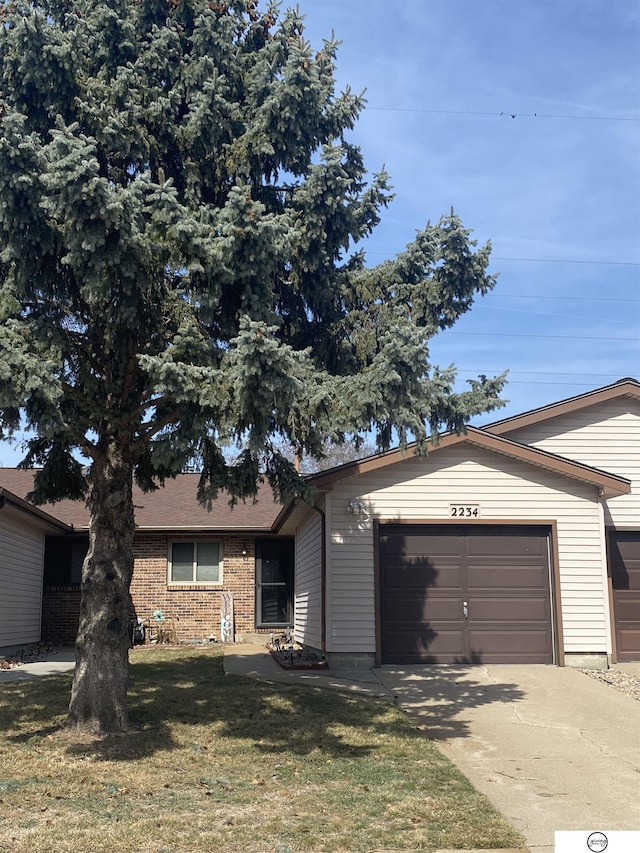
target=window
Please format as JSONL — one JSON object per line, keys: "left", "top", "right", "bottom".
{"left": 43, "top": 536, "right": 89, "bottom": 587}
{"left": 169, "top": 542, "right": 222, "bottom": 583}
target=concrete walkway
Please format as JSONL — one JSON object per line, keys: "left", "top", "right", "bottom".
{"left": 225, "top": 645, "right": 640, "bottom": 853}
{"left": 0, "top": 648, "right": 75, "bottom": 682}
{"left": 223, "top": 643, "right": 393, "bottom": 698}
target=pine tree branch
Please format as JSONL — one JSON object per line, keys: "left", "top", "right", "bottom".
{"left": 131, "top": 411, "right": 181, "bottom": 451}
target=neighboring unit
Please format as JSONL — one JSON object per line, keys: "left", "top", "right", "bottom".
{"left": 291, "top": 378, "right": 640, "bottom": 668}
{"left": 0, "top": 473, "right": 291, "bottom": 648}
{"left": 0, "top": 486, "right": 71, "bottom": 653}
{"left": 0, "top": 378, "right": 638, "bottom": 667}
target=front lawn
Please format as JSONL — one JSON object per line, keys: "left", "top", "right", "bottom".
{"left": 0, "top": 647, "right": 522, "bottom": 852}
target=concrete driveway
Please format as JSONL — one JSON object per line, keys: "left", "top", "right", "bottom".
{"left": 376, "top": 664, "right": 640, "bottom": 853}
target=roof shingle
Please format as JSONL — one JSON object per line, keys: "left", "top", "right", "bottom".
{"left": 0, "top": 470, "right": 282, "bottom": 531}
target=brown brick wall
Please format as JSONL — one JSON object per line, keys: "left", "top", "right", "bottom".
{"left": 42, "top": 533, "right": 268, "bottom": 645}
{"left": 41, "top": 587, "right": 82, "bottom": 645}
{"left": 130, "top": 534, "right": 261, "bottom": 642}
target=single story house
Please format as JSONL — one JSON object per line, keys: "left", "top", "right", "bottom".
{"left": 0, "top": 472, "right": 290, "bottom": 649}
{"left": 1, "top": 377, "right": 638, "bottom": 667}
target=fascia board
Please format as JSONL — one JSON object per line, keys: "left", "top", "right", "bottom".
{"left": 304, "top": 427, "right": 631, "bottom": 498}
{"left": 0, "top": 487, "right": 73, "bottom": 533}
{"left": 483, "top": 380, "right": 640, "bottom": 436}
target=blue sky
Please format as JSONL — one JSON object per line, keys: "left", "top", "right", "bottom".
{"left": 1, "top": 0, "right": 638, "bottom": 465}
{"left": 297, "top": 0, "right": 640, "bottom": 420}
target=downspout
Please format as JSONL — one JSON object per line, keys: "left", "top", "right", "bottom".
{"left": 597, "top": 486, "right": 615, "bottom": 665}
{"left": 310, "top": 504, "right": 326, "bottom": 659}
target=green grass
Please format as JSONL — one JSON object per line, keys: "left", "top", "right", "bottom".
{"left": 0, "top": 646, "right": 523, "bottom": 852}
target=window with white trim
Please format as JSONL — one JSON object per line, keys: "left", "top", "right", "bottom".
{"left": 169, "top": 541, "right": 222, "bottom": 583}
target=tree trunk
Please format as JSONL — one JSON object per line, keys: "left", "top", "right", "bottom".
{"left": 67, "top": 443, "right": 135, "bottom": 734}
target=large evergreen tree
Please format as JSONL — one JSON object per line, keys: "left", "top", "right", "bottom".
{"left": 0, "top": 0, "right": 506, "bottom": 733}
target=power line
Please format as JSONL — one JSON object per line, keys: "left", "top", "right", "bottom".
{"left": 489, "top": 294, "right": 640, "bottom": 304}
{"left": 493, "top": 256, "right": 640, "bottom": 267}
{"left": 457, "top": 370, "right": 627, "bottom": 378}
{"left": 367, "top": 106, "right": 640, "bottom": 122}
{"left": 485, "top": 379, "right": 634, "bottom": 387}
{"left": 454, "top": 370, "right": 639, "bottom": 388}
{"left": 449, "top": 331, "right": 639, "bottom": 342}
{"left": 364, "top": 251, "right": 640, "bottom": 267}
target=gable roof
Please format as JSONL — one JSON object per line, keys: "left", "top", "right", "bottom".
{"left": 483, "top": 377, "right": 640, "bottom": 436}
{"left": 0, "top": 470, "right": 282, "bottom": 532}
{"left": 0, "top": 485, "right": 72, "bottom": 533}
{"left": 2, "top": 378, "right": 636, "bottom": 529}
{"left": 305, "top": 425, "right": 631, "bottom": 499}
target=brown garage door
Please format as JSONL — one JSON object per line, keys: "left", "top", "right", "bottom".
{"left": 610, "top": 531, "right": 640, "bottom": 662}
{"left": 379, "top": 524, "right": 554, "bottom": 664}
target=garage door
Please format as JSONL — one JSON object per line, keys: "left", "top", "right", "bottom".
{"left": 379, "top": 524, "right": 554, "bottom": 664}
{"left": 610, "top": 531, "right": 640, "bottom": 662}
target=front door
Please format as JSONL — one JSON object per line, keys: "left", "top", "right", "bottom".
{"left": 256, "top": 539, "right": 294, "bottom": 628}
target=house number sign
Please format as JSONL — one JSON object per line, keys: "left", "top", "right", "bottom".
{"left": 449, "top": 503, "right": 481, "bottom": 518}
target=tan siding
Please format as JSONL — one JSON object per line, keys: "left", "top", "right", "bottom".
{"left": 327, "top": 445, "right": 607, "bottom": 656}
{"left": 0, "top": 506, "right": 45, "bottom": 647}
{"left": 504, "top": 398, "right": 640, "bottom": 528}
{"left": 294, "top": 506, "right": 323, "bottom": 649}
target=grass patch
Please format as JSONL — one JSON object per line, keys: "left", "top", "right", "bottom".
{"left": 0, "top": 646, "right": 523, "bottom": 852}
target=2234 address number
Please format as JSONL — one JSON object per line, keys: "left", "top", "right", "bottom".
{"left": 449, "top": 504, "right": 481, "bottom": 518}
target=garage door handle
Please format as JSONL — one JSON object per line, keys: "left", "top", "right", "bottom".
{"left": 463, "top": 601, "right": 469, "bottom": 620}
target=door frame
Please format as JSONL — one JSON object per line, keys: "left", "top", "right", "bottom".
{"left": 373, "top": 518, "right": 564, "bottom": 667}
{"left": 255, "top": 537, "right": 295, "bottom": 629}
{"left": 606, "top": 526, "right": 640, "bottom": 664}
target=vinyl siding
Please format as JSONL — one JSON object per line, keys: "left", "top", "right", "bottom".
{"left": 294, "top": 503, "right": 323, "bottom": 650}
{"left": 0, "top": 505, "right": 45, "bottom": 647}
{"left": 327, "top": 444, "right": 607, "bottom": 656}
{"left": 503, "top": 397, "right": 640, "bottom": 528}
